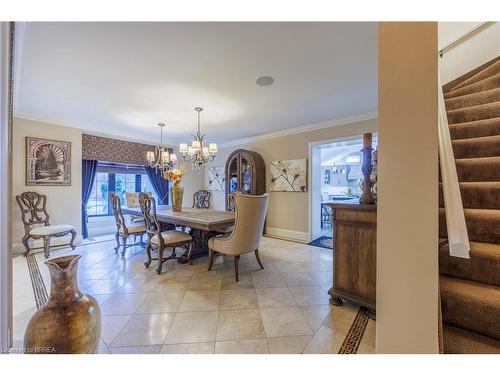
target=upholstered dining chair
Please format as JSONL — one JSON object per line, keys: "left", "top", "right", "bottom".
{"left": 208, "top": 193, "right": 269, "bottom": 281}
{"left": 110, "top": 192, "right": 147, "bottom": 256}
{"left": 16, "top": 191, "right": 76, "bottom": 258}
{"left": 125, "top": 192, "right": 152, "bottom": 223}
{"left": 193, "top": 190, "right": 211, "bottom": 209}
{"left": 138, "top": 192, "right": 193, "bottom": 274}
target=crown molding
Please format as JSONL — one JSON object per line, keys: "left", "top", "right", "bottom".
{"left": 219, "top": 111, "right": 378, "bottom": 148}
{"left": 13, "top": 112, "right": 176, "bottom": 148}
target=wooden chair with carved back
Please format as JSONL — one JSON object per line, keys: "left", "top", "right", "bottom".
{"left": 16, "top": 191, "right": 76, "bottom": 258}
{"left": 138, "top": 192, "right": 193, "bottom": 274}
{"left": 109, "top": 192, "right": 146, "bottom": 256}
{"left": 192, "top": 190, "right": 211, "bottom": 209}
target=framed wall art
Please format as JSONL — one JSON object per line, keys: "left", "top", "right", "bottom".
{"left": 270, "top": 159, "right": 307, "bottom": 192}
{"left": 26, "top": 137, "right": 71, "bottom": 186}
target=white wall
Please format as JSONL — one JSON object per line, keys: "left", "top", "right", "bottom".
{"left": 377, "top": 22, "right": 439, "bottom": 353}
{"left": 439, "top": 22, "right": 500, "bottom": 84}
{"left": 12, "top": 117, "right": 83, "bottom": 254}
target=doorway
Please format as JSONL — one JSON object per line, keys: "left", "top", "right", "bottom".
{"left": 310, "top": 135, "right": 378, "bottom": 242}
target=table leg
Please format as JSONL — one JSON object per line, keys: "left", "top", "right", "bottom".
{"left": 177, "top": 229, "right": 218, "bottom": 263}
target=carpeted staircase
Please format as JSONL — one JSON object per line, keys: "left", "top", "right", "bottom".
{"left": 439, "top": 56, "right": 500, "bottom": 354}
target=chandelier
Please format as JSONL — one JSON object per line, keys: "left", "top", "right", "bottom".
{"left": 146, "top": 123, "right": 177, "bottom": 174}
{"left": 179, "top": 107, "right": 217, "bottom": 169}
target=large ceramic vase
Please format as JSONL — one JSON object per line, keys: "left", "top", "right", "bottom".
{"left": 171, "top": 184, "right": 184, "bottom": 212}
{"left": 24, "top": 255, "right": 101, "bottom": 354}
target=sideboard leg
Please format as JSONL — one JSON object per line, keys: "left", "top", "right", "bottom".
{"left": 329, "top": 296, "right": 344, "bottom": 306}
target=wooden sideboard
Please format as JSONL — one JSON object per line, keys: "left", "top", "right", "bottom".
{"left": 327, "top": 202, "right": 377, "bottom": 312}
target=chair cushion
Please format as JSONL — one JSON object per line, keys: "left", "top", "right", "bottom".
{"left": 129, "top": 215, "right": 144, "bottom": 224}
{"left": 119, "top": 223, "right": 146, "bottom": 234}
{"left": 151, "top": 230, "right": 192, "bottom": 246}
{"left": 30, "top": 224, "right": 74, "bottom": 236}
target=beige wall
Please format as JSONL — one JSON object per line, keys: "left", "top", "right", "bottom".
{"left": 12, "top": 117, "right": 83, "bottom": 254}
{"left": 204, "top": 117, "right": 377, "bottom": 241}
{"left": 377, "top": 22, "right": 439, "bottom": 353}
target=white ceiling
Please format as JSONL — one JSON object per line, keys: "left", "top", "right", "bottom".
{"left": 15, "top": 22, "right": 377, "bottom": 146}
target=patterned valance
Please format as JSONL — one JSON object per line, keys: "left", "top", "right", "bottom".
{"left": 82, "top": 134, "right": 172, "bottom": 165}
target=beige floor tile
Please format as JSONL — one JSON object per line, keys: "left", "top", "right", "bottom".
{"left": 215, "top": 339, "right": 269, "bottom": 354}
{"left": 135, "top": 292, "right": 185, "bottom": 314}
{"left": 187, "top": 274, "right": 222, "bottom": 291}
{"left": 260, "top": 307, "right": 313, "bottom": 337}
{"left": 256, "top": 288, "right": 297, "bottom": 308}
{"left": 298, "top": 261, "right": 331, "bottom": 272}
{"left": 165, "top": 311, "right": 218, "bottom": 344}
{"left": 274, "top": 262, "right": 305, "bottom": 273}
{"left": 12, "top": 307, "right": 36, "bottom": 341}
{"left": 309, "top": 271, "right": 333, "bottom": 286}
{"left": 110, "top": 313, "right": 175, "bottom": 347}
{"left": 322, "top": 304, "right": 359, "bottom": 335}
{"left": 178, "top": 290, "right": 220, "bottom": 312}
{"left": 216, "top": 309, "right": 265, "bottom": 341}
{"left": 219, "top": 289, "right": 258, "bottom": 310}
{"left": 303, "top": 326, "right": 344, "bottom": 354}
{"left": 356, "top": 343, "right": 375, "bottom": 354}
{"left": 267, "top": 335, "right": 312, "bottom": 354}
{"left": 161, "top": 342, "right": 215, "bottom": 354}
{"left": 100, "top": 292, "right": 147, "bottom": 315}
{"left": 109, "top": 345, "right": 162, "bottom": 354}
{"left": 98, "top": 338, "right": 110, "bottom": 354}
{"left": 89, "top": 293, "right": 114, "bottom": 306}
{"left": 221, "top": 273, "right": 255, "bottom": 289}
{"left": 289, "top": 286, "right": 329, "bottom": 306}
{"left": 85, "top": 277, "right": 128, "bottom": 294}
{"left": 282, "top": 272, "right": 318, "bottom": 287}
{"left": 100, "top": 315, "right": 132, "bottom": 346}
{"left": 300, "top": 305, "right": 332, "bottom": 332}
{"left": 361, "top": 318, "right": 376, "bottom": 347}
{"left": 251, "top": 273, "right": 286, "bottom": 288}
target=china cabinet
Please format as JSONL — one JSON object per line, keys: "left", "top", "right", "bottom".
{"left": 225, "top": 149, "right": 265, "bottom": 211}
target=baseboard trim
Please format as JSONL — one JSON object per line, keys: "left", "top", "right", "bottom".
{"left": 264, "top": 227, "right": 310, "bottom": 243}
{"left": 13, "top": 234, "right": 83, "bottom": 256}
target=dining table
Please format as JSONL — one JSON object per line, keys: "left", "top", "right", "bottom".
{"left": 121, "top": 205, "right": 235, "bottom": 261}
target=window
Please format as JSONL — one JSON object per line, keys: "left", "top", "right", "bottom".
{"left": 86, "top": 163, "right": 160, "bottom": 217}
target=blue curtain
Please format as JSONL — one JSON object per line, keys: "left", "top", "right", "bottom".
{"left": 145, "top": 166, "right": 170, "bottom": 205}
{"left": 82, "top": 160, "right": 98, "bottom": 239}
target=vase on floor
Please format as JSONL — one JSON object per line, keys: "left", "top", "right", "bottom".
{"left": 24, "top": 255, "right": 101, "bottom": 354}
{"left": 171, "top": 184, "right": 184, "bottom": 212}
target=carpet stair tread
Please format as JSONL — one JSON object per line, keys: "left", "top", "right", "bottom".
{"left": 439, "top": 181, "right": 500, "bottom": 210}
{"left": 445, "top": 87, "right": 500, "bottom": 111}
{"left": 443, "top": 324, "right": 500, "bottom": 354}
{"left": 439, "top": 240, "right": 500, "bottom": 286}
{"left": 444, "top": 73, "right": 500, "bottom": 99}
{"left": 451, "top": 59, "right": 500, "bottom": 92}
{"left": 452, "top": 134, "right": 500, "bottom": 159}
{"left": 455, "top": 156, "right": 500, "bottom": 182}
{"left": 440, "top": 276, "right": 500, "bottom": 340}
{"left": 447, "top": 101, "right": 500, "bottom": 124}
{"left": 439, "top": 207, "right": 500, "bottom": 244}
{"left": 449, "top": 117, "right": 500, "bottom": 140}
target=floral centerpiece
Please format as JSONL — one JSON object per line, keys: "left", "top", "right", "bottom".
{"left": 164, "top": 166, "right": 187, "bottom": 212}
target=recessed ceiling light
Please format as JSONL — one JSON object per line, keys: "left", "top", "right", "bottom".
{"left": 256, "top": 76, "right": 274, "bottom": 86}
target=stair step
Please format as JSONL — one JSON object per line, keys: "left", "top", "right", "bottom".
{"left": 455, "top": 156, "right": 500, "bottom": 182}
{"left": 447, "top": 101, "right": 500, "bottom": 124}
{"left": 451, "top": 59, "right": 500, "bottom": 91}
{"left": 449, "top": 117, "right": 500, "bottom": 140}
{"left": 444, "top": 73, "right": 500, "bottom": 99}
{"left": 445, "top": 87, "right": 500, "bottom": 111}
{"left": 440, "top": 276, "right": 500, "bottom": 340}
{"left": 439, "top": 208, "right": 500, "bottom": 243}
{"left": 452, "top": 135, "right": 500, "bottom": 159}
{"left": 439, "top": 182, "right": 500, "bottom": 210}
{"left": 439, "top": 240, "right": 500, "bottom": 286}
{"left": 443, "top": 56, "right": 500, "bottom": 94}
{"left": 443, "top": 324, "right": 500, "bottom": 354}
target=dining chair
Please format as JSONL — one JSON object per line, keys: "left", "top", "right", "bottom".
{"left": 125, "top": 191, "right": 152, "bottom": 223}
{"left": 110, "top": 192, "right": 147, "bottom": 256}
{"left": 208, "top": 193, "right": 269, "bottom": 281}
{"left": 193, "top": 190, "right": 211, "bottom": 209}
{"left": 138, "top": 192, "right": 193, "bottom": 274}
{"left": 16, "top": 191, "right": 76, "bottom": 258}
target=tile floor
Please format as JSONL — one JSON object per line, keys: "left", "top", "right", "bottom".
{"left": 12, "top": 236, "right": 375, "bottom": 354}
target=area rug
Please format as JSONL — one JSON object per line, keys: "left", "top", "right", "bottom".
{"left": 308, "top": 236, "right": 333, "bottom": 249}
